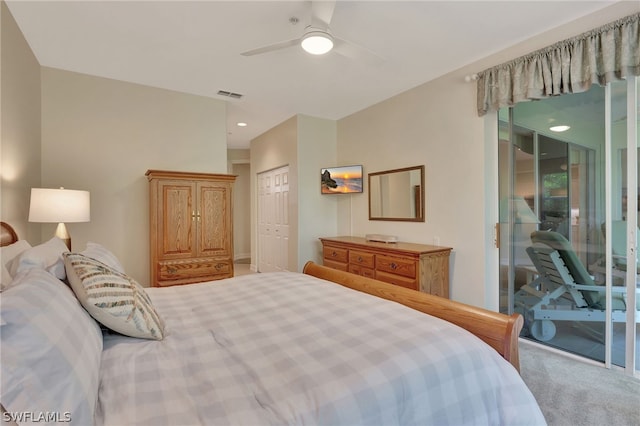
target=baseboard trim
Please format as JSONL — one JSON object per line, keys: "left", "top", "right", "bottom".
{"left": 234, "top": 254, "right": 251, "bottom": 263}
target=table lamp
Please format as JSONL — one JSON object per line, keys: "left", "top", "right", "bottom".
{"left": 28, "top": 187, "right": 90, "bottom": 250}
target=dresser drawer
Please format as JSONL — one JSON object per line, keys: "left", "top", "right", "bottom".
{"left": 158, "top": 258, "right": 231, "bottom": 281}
{"left": 324, "top": 259, "right": 348, "bottom": 272}
{"left": 376, "top": 255, "right": 416, "bottom": 279}
{"left": 375, "top": 270, "right": 418, "bottom": 290}
{"left": 323, "top": 246, "right": 348, "bottom": 263}
{"left": 349, "top": 250, "right": 375, "bottom": 268}
{"left": 349, "top": 264, "right": 375, "bottom": 278}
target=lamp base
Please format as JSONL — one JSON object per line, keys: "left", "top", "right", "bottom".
{"left": 55, "top": 222, "right": 72, "bottom": 251}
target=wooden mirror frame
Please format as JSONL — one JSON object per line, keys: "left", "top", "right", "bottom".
{"left": 368, "top": 165, "right": 425, "bottom": 222}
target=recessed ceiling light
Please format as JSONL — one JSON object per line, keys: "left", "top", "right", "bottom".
{"left": 236, "top": 122, "right": 248, "bottom": 127}
{"left": 549, "top": 125, "right": 570, "bottom": 132}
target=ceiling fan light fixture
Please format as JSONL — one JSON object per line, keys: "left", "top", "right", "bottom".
{"left": 301, "top": 30, "right": 333, "bottom": 55}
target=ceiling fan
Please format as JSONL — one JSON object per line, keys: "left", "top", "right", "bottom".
{"left": 240, "top": 1, "right": 382, "bottom": 63}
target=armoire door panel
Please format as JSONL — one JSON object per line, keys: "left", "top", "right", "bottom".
{"left": 199, "top": 184, "right": 231, "bottom": 256}
{"left": 160, "top": 182, "right": 195, "bottom": 257}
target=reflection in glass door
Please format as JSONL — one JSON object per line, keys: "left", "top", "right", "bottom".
{"left": 498, "top": 79, "right": 639, "bottom": 376}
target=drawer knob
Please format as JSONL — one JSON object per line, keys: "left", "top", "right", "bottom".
{"left": 390, "top": 262, "right": 398, "bottom": 270}
{"left": 332, "top": 251, "right": 338, "bottom": 257}
{"left": 357, "top": 256, "right": 363, "bottom": 262}
{"left": 215, "top": 263, "right": 225, "bottom": 270}
{"left": 167, "top": 266, "right": 177, "bottom": 274}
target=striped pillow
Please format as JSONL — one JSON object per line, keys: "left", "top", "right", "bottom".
{"left": 64, "top": 253, "right": 165, "bottom": 340}
{"left": 81, "top": 242, "right": 125, "bottom": 273}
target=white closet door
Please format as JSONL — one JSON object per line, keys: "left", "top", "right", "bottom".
{"left": 257, "top": 165, "right": 289, "bottom": 272}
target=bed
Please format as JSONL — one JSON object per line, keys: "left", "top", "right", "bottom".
{"left": 0, "top": 222, "right": 546, "bottom": 425}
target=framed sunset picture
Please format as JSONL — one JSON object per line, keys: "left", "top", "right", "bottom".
{"left": 321, "top": 165, "right": 363, "bottom": 194}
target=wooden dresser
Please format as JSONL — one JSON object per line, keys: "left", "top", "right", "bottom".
{"left": 147, "top": 170, "right": 235, "bottom": 287}
{"left": 320, "top": 236, "right": 452, "bottom": 298}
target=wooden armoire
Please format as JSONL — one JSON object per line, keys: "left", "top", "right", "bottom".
{"left": 146, "top": 170, "right": 236, "bottom": 287}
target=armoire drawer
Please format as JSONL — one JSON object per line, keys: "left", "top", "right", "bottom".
{"left": 158, "top": 258, "right": 231, "bottom": 282}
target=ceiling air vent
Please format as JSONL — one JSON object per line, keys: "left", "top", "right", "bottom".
{"left": 217, "top": 90, "right": 243, "bottom": 99}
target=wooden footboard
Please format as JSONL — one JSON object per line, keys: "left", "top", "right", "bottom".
{"left": 303, "top": 261, "right": 523, "bottom": 372}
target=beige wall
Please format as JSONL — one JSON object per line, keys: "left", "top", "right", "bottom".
{"left": 232, "top": 162, "right": 250, "bottom": 260}
{"left": 250, "top": 114, "right": 338, "bottom": 272}
{"left": 227, "top": 148, "right": 250, "bottom": 169}
{"left": 0, "top": 1, "right": 41, "bottom": 242}
{"left": 228, "top": 149, "right": 251, "bottom": 260}
{"left": 338, "top": 72, "right": 486, "bottom": 304}
{"left": 40, "top": 68, "right": 228, "bottom": 285}
{"left": 250, "top": 116, "right": 299, "bottom": 271}
{"left": 336, "top": 2, "right": 639, "bottom": 308}
{"left": 296, "top": 114, "right": 337, "bottom": 270}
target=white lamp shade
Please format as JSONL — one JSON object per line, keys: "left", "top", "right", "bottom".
{"left": 29, "top": 188, "right": 91, "bottom": 223}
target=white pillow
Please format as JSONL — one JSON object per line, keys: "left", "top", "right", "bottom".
{"left": 0, "top": 268, "right": 103, "bottom": 425}
{"left": 64, "top": 253, "right": 165, "bottom": 340}
{"left": 1, "top": 240, "right": 32, "bottom": 290}
{"left": 81, "top": 242, "right": 125, "bottom": 273}
{"left": 8, "top": 237, "right": 69, "bottom": 280}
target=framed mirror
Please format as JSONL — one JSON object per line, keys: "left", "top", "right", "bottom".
{"left": 368, "top": 165, "right": 425, "bottom": 222}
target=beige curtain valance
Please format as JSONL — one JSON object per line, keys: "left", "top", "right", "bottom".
{"left": 477, "top": 13, "right": 640, "bottom": 116}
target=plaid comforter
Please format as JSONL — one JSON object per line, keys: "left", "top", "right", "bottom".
{"left": 96, "top": 272, "right": 545, "bottom": 425}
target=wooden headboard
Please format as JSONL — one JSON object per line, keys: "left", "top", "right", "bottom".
{"left": 0, "top": 222, "right": 18, "bottom": 247}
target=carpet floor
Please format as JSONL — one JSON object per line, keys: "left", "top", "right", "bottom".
{"left": 519, "top": 341, "right": 640, "bottom": 426}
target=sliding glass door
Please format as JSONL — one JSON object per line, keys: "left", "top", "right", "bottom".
{"left": 498, "top": 78, "right": 639, "bottom": 376}
{"left": 610, "top": 78, "right": 639, "bottom": 375}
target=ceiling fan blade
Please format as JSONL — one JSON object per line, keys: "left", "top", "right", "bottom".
{"left": 241, "top": 38, "right": 299, "bottom": 56}
{"left": 333, "top": 37, "right": 385, "bottom": 65}
{"left": 311, "top": 0, "right": 336, "bottom": 28}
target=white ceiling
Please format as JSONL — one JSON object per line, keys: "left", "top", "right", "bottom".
{"left": 6, "top": 0, "right": 621, "bottom": 149}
